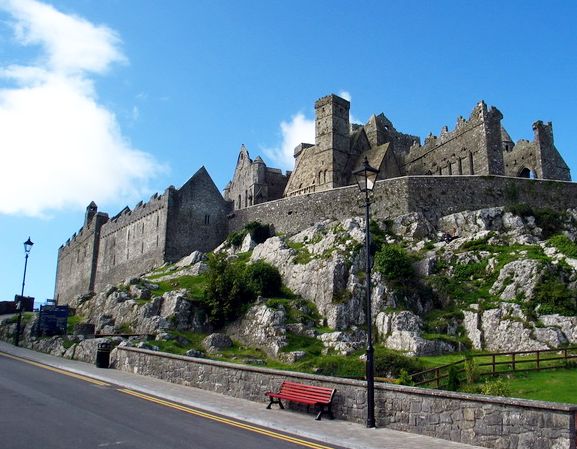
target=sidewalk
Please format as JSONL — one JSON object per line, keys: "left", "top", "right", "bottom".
{"left": 0, "top": 340, "right": 484, "bottom": 449}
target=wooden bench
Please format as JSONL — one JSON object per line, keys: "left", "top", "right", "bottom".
{"left": 265, "top": 381, "right": 336, "bottom": 420}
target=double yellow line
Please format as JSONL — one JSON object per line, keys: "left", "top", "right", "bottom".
{"left": 1, "top": 351, "right": 335, "bottom": 449}
{"left": 118, "top": 389, "right": 335, "bottom": 449}
{"left": 0, "top": 352, "right": 109, "bottom": 386}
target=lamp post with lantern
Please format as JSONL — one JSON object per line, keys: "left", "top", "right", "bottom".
{"left": 15, "top": 237, "right": 34, "bottom": 347}
{"left": 352, "top": 157, "right": 380, "bottom": 428}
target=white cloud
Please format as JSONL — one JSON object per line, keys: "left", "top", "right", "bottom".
{"left": 0, "top": 0, "right": 160, "bottom": 217}
{"left": 263, "top": 91, "right": 363, "bottom": 170}
{"left": 263, "top": 112, "right": 315, "bottom": 170}
{"left": 338, "top": 90, "right": 352, "bottom": 102}
{"left": 338, "top": 90, "right": 363, "bottom": 125}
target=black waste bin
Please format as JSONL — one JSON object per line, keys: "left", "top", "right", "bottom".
{"left": 96, "top": 342, "right": 111, "bottom": 368}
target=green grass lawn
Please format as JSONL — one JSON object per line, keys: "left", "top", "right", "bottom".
{"left": 506, "top": 369, "right": 577, "bottom": 404}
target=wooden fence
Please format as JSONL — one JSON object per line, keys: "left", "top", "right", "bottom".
{"left": 411, "top": 347, "right": 577, "bottom": 388}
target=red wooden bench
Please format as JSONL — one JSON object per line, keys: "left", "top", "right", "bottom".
{"left": 265, "top": 380, "right": 336, "bottom": 420}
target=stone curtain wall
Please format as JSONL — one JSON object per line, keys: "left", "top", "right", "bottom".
{"left": 94, "top": 192, "right": 171, "bottom": 294}
{"left": 54, "top": 213, "right": 107, "bottom": 304}
{"left": 229, "top": 175, "right": 577, "bottom": 236}
{"left": 228, "top": 177, "right": 412, "bottom": 235}
{"left": 115, "top": 347, "right": 577, "bottom": 449}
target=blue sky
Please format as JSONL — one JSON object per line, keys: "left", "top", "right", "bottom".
{"left": 0, "top": 0, "right": 576, "bottom": 305}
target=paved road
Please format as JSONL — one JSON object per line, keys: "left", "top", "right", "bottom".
{"left": 0, "top": 352, "right": 343, "bottom": 449}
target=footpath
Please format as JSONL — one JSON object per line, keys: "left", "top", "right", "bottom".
{"left": 0, "top": 340, "right": 484, "bottom": 449}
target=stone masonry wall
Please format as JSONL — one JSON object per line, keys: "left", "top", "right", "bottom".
{"left": 54, "top": 213, "right": 107, "bottom": 304}
{"left": 94, "top": 191, "right": 171, "bottom": 294}
{"left": 229, "top": 175, "right": 577, "bottom": 236}
{"left": 115, "top": 347, "right": 577, "bottom": 449}
{"left": 403, "top": 102, "right": 504, "bottom": 177}
{"left": 164, "top": 167, "right": 229, "bottom": 261}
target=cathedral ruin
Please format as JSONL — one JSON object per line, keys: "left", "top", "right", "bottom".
{"left": 55, "top": 94, "right": 573, "bottom": 305}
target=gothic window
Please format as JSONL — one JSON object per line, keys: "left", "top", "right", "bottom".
{"left": 156, "top": 214, "right": 159, "bottom": 229}
{"left": 204, "top": 214, "right": 210, "bottom": 225}
{"left": 238, "top": 195, "right": 241, "bottom": 209}
{"left": 469, "top": 152, "right": 475, "bottom": 175}
{"left": 458, "top": 158, "right": 463, "bottom": 175}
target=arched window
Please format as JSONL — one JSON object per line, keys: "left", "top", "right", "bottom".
{"left": 518, "top": 168, "right": 536, "bottom": 179}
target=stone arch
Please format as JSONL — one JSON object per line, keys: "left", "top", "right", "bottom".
{"left": 518, "top": 167, "right": 536, "bottom": 179}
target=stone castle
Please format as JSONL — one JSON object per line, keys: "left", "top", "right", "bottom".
{"left": 55, "top": 94, "right": 574, "bottom": 305}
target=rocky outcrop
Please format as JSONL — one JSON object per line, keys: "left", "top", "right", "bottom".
{"left": 202, "top": 333, "right": 233, "bottom": 354}
{"left": 375, "top": 311, "right": 453, "bottom": 356}
{"left": 227, "top": 301, "right": 287, "bottom": 357}
{"left": 490, "top": 260, "right": 544, "bottom": 301}
{"left": 250, "top": 219, "right": 368, "bottom": 330}
{"left": 463, "top": 303, "right": 572, "bottom": 351}
{"left": 68, "top": 281, "right": 211, "bottom": 336}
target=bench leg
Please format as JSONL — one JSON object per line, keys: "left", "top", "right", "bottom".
{"left": 266, "top": 397, "right": 284, "bottom": 410}
{"left": 315, "top": 404, "right": 334, "bottom": 421}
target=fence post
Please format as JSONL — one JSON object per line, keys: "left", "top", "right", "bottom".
{"left": 436, "top": 368, "right": 440, "bottom": 388}
{"left": 512, "top": 353, "right": 516, "bottom": 371}
{"left": 492, "top": 354, "right": 496, "bottom": 376}
{"left": 536, "top": 351, "right": 540, "bottom": 369}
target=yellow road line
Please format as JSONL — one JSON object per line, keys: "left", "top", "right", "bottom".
{"left": 0, "top": 351, "right": 110, "bottom": 386}
{"left": 118, "top": 388, "right": 336, "bottom": 449}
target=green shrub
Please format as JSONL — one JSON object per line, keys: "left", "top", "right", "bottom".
{"left": 227, "top": 230, "right": 246, "bottom": 248}
{"left": 244, "top": 260, "right": 282, "bottom": 297}
{"left": 465, "top": 357, "right": 480, "bottom": 384}
{"left": 531, "top": 272, "right": 577, "bottom": 316}
{"left": 548, "top": 234, "right": 577, "bottom": 258}
{"left": 480, "top": 377, "right": 511, "bottom": 397}
{"left": 203, "top": 254, "right": 282, "bottom": 327}
{"left": 446, "top": 365, "right": 461, "bottom": 391}
{"left": 374, "top": 348, "right": 424, "bottom": 377}
{"left": 374, "top": 244, "right": 414, "bottom": 282}
{"left": 244, "top": 221, "right": 272, "bottom": 244}
{"left": 397, "top": 369, "right": 414, "bottom": 386}
{"left": 369, "top": 220, "right": 387, "bottom": 255}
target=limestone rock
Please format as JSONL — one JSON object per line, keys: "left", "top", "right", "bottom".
{"left": 480, "top": 304, "right": 549, "bottom": 351}
{"left": 175, "top": 251, "right": 205, "bottom": 268}
{"left": 490, "top": 259, "right": 544, "bottom": 301}
{"left": 318, "top": 330, "right": 365, "bottom": 355}
{"left": 251, "top": 220, "right": 367, "bottom": 330}
{"left": 202, "top": 333, "right": 233, "bottom": 354}
{"left": 463, "top": 306, "right": 482, "bottom": 350}
{"left": 240, "top": 233, "right": 257, "bottom": 252}
{"left": 185, "top": 349, "right": 204, "bottom": 358}
{"left": 540, "top": 315, "right": 577, "bottom": 344}
{"left": 227, "top": 303, "right": 287, "bottom": 357}
{"left": 390, "top": 212, "right": 434, "bottom": 240}
{"left": 278, "top": 351, "right": 306, "bottom": 363}
{"left": 375, "top": 311, "right": 453, "bottom": 356}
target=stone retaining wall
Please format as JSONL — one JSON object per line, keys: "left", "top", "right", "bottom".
{"left": 229, "top": 175, "right": 577, "bottom": 236}
{"left": 115, "top": 347, "right": 577, "bottom": 449}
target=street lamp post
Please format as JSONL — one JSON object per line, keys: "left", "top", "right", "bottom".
{"left": 353, "top": 157, "right": 379, "bottom": 428}
{"left": 15, "top": 237, "right": 34, "bottom": 347}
